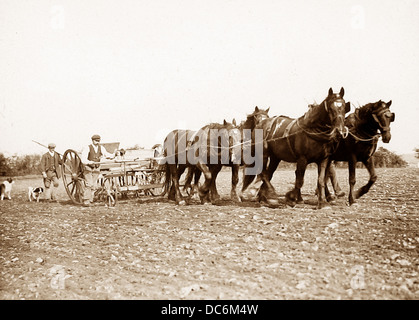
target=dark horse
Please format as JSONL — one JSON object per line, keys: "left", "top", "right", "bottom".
{"left": 163, "top": 120, "right": 241, "bottom": 205}
{"left": 241, "top": 87, "right": 350, "bottom": 209}
{"left": 327, "top": 100, "right": 395, "bottom": 205}
{"left": 183, "top": 106, "right": 270, "bottom": 203}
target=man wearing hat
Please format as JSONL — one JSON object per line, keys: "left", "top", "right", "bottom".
{"left": 40, "top": 143, "right": 62, "bottom": 201}
{"left": 80, "top": 134, "right": 115, "bottom": 206}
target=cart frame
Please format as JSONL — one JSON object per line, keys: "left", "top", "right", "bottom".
{"left": 61, "top": 148, "right": 166, "bottom": 206}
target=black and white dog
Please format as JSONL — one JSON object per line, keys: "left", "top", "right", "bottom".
{"left": 28, "top": 186, "right": 44, "bottom": 202}
{"left": 0, "top": 178, "right": 14, "bottom": 200}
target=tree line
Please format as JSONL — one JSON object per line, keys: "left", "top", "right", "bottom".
{"left": 0, "top": 147, "right": 408, "bottom": 177}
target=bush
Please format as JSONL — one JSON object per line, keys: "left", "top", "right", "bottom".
{"left": 0, "top": 153, "right": 42, "bottom": 176}
{"left": 372, "top": 147, "right": 407, "bottom": 168}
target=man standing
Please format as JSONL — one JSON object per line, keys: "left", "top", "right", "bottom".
{"left": 40, "top": 143, "right": 62, "bottom": 201}
{"left": 81, "top": 134, "right": 114, "bottom": 207}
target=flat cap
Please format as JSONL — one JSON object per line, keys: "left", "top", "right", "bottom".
{"left": 48, "top": 143, "right": 56, "bottom": 148}
{"left": 91, "top": 134, "right": 101, "bottom": 140}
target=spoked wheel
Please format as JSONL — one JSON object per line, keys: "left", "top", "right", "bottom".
{"left": 94, "top": 176, "right": 118, "bottom": 207}
{"left": 62, "top": 149, "right": 85, "bottom": 205}
{"left": 147, "top": 165, "right": 167, "bottom": 197}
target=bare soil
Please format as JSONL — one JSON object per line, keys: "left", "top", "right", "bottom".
{"left": 1, "top": 167, "right": 418, "bottom": 300}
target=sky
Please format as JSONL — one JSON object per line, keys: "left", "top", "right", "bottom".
{"left": 1, "top": 0, "right": 418, "bottom": 157}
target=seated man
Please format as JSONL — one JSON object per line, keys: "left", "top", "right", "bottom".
{"left": 80, "top": 134, "right": 115, "bottom": 207}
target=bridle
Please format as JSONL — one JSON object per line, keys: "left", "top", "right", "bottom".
{"left": 372, "top": 107, "right": 394, "bottom": 133}
{"left": 324, "top": 96, "right": 349, "bottom": 138}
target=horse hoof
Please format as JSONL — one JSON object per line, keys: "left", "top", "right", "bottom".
{"left": 178, "top": 200, "right": 187, "bottom": 206}
{"left": 230, "top": 195, "right": 241, "bottom": 203}
{"left": 336, "top": 191, "right": 345, "bottom": 198}
{"left": 263, "top": 198, "right": 279, "bottom": 207}
{"left": 260, "top": 200, "right": 278, "bottom": 208}
{"left": 326, "top": 195, "right": 336, "bottom": 202}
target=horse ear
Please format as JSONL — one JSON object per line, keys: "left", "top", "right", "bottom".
{"left": 223, "top": 119, "right": 227, "bottom": 125}
{"left": 387, "top": 100, "right": 392, "bottom": 107}
{"left": 328, "top": 88, "right": 333, "bottom": 96}
{"left": 339, "top": 87, "right": 345, "bottom": 97}
{"left": 232, "top": 118, "right": 237, "bottom": 126}
{"left": 345, "top": 102, "right": 351, "bottom": 113}
{"left": 255, "top": 106, "right": 259, "bottom": 112}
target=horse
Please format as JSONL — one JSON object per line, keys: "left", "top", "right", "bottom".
{"left": 163, "top": 119, "right": 241, "bottom": 205}
{"left": 327, "top": 100, "right": 395, "bottom": 205}
{"left": 183, "top": 106, "right": 270, "bottom": 203}
{"left": 163, "top": 129, "right": 197, "bottom": 205}
{"left": 241, "top": 87, "right": 350, "bottom": 209}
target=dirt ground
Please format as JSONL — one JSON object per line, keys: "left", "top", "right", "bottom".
{"left": 0, "top": 167, "right": 418, "bottom": 300}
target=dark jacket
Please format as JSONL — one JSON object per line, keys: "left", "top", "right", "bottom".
{"left": 40, "top": 152, "right": 62, "bottom": 178}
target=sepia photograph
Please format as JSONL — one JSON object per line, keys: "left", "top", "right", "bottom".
{"left": 1, "top": 0, "right": 418, "bottom": 306}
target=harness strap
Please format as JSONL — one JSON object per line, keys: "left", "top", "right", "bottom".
{"left": 285, "top": 120, "right": 298, "bottom": 159}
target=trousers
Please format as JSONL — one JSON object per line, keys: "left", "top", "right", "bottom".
{"left": 82, "top": 167, "right": 100, "bottom": 204}
{"left": 44, "top": 170, "right": 59, "bottom": 200}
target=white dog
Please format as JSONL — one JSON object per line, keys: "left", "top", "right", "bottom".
{"left": 28, "top": 186, "right": 44, "bottom": 202}
{"left": 0, "top": 178, "right": 14, "bottom": 200}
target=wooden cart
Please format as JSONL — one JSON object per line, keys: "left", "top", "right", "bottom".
{"left": 61, "top": 143, "right": 166, "bottom": 206}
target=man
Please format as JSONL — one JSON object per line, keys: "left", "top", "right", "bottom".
{"left": 40, "top": 143, "right": 62, "bottom": 201}
{"left": 80, "top": 134, "right": 114, "bottom": 207}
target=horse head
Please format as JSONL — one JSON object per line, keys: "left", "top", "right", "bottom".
{"left": 239, "top": 106, "right": 270, "bottom": 131}
{"left": 322, "top": 87, "right": 349, "bottom": 138}
{"left": 371, "top": 100, "right": 394, "bottom": 143}
{"left": 252, "top": 106, "right": 270, "bottom": 126}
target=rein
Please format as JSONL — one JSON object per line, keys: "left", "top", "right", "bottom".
{"left": 349, "top": 107, "right": 384, "bottom": 142}
{"left": 348, "top": 131, "right": 381, "bottom": 142}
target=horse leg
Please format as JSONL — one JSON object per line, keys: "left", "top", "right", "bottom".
{"left": 315, "top": 158, "right": 329, "bottom": 209}
{"left": 183, "top": 166, "right": 194, "bottom": 196}
{"left": 355, "top": 157, "right": 377, "bottom": 199}
{"left": 167, "top": 165, "right": 176, "bottom": 201}
{"left": 230, "top": 165, "right": 241, "bottom": 202}
{"left": 196, "top": 162, "right": 212, "bottom": 204}
{"left": 329, "top": 162, "right": 345, "bottom": 198}
{"left": 177, "top": 165, "right": 187, "bottom": 195}
{"left": 168, "top": 164, "right": 186, "bottom": 205}
{"left": 258, "top": 156, "right": 280, "bottom": 202}
{"left": 324, "top": 162, "right": 335, "bottom": 202}
{"left": 192, "top": 169, "right": 201, "bottom": 199}
{"left": 209, "top": 165, "right": 221, "bottom": 203}
{"left": 286, "top": 158, "right": 307, "bottom": 207}
{"left": 347, "top": 156, "right": 357, "bottom": 205}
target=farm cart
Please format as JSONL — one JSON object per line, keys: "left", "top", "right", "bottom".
{"left": 60, "top": 143, "right": 167, "bottom": 206}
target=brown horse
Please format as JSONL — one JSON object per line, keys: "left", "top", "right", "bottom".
{"left": 183, "top": 106, "right": 270, "bottom": 203}
{"left": 163, "top": 129, "right": 197, "bottom": 205}
{"left": 163, "top": 120, "right": 241, "bottom": 205}
{"left": 327, "top": 100, "right": 395, "bottom": 205}
{"left": 241, "top": 87, "right": 350, "bottom": 209}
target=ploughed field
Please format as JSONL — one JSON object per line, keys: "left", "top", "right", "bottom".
{"left": 0, "top": 167, "right": 418, "bottom": 299}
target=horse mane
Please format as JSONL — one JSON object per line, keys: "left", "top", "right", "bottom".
{"left": 204, "top": 121, "right": 233, "bottom": 130}
{"left": 239, "top": 107, "right": 270, "bottom": 130}
{"left": 356, "top": 101, "right": 381, "bottom": 118}
{"left": 278, "top": 115, "right": 293, "bottom": 119}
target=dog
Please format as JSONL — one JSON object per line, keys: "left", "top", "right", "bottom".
{"left": 28, "top": 186, "right": 44, "bottom": 202}
{"left": 0, "top": 178, "right": 14, "bottom": 200}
